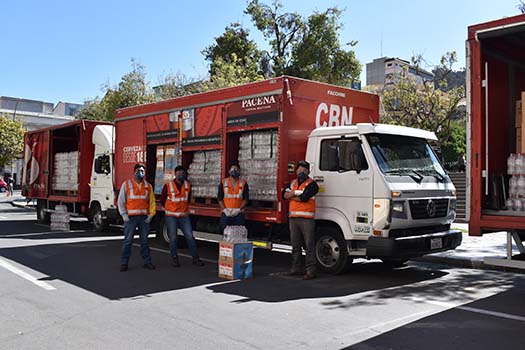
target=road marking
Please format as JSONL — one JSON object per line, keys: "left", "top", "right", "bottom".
{"left": 409, "top": 297, "right": 525, "bottom": 322}
{"left": 420, "top": 298, "right": 525, "bottom": 322}
{"left": 133, "top": 243, "right": 218, "bottom": 263}
{"left": 0, "top": 257, "right": 56, "bottom": 291}
{"left": 2, "top": 230, "right": 89, "bottom": 238}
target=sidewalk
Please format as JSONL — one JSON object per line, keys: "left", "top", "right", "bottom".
{"left": 417, "top": 222, "right": 524, "bottom": 273}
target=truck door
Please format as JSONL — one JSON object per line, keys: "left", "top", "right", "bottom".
{"left": 313, "top": 136, "right": 374, "bottom": 238}
{"left": 90, "top": 152, "right": 113, "bottom": 208}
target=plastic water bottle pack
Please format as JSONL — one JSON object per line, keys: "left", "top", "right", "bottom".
{"left": 223, "top": 225, "right": 248, "bottom": 243}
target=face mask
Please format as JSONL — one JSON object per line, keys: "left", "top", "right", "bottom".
{"left": 231, "top": 170, "right": 239, "bottom": 178}
{"left": 176, "top": 175, "right": 185, "bottom": 182}
{"left": 136, "top": 171, "right": 145, "bottom": 180}
{"left": 298, "top": 172, "right": 308, "bottom": 181}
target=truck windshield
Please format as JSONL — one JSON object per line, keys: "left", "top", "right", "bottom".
{"left": 366, "top": 133, "right": 446, "bottom": 179}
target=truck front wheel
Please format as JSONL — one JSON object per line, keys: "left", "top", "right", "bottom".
{"left": 36, "top": 199, "right": 49, "bottom": 224}
{"left": 91, "top": 204, "right": 108, "bottom": 232}
{"left": 315, "top": 226, "right": 352, "bottom": 274}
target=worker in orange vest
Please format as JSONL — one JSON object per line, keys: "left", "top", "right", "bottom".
{"left": 283, "top": 160, "right": 319, "bottom": 280}
{"left": 160, "top": 165, "right": 204, "bottom": 268}
{"left": 118, "top": 163, "right": 156, "bottom": 272}
{"left": 218, "top": 162, "right": 249, "bottom": 230}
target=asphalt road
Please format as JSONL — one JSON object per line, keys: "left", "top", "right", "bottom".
{"left": 0, "top": 201, "right": 524, "bottom": 350}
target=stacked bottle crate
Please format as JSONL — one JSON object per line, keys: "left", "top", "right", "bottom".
{"left": 507, "top": 153, "right": 525, "bottom": 211}
{"left": 188, "top": 150, "right": 221, "bottom": 198}
{"left": 238, "top": 130, "right": 278, "bottom": 202}
{"left": 52, "top": 151, "right": 79, "bottom": 192}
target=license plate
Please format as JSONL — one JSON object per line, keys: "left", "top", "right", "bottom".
{"left": 430, "top": 238, "right": 443, "bottom": 250}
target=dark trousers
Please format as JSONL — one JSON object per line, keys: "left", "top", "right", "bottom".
{"left": 289, "top": 217, "right": 316, "bottom": 274}
{"left": 120, "top": 215, "right": 151, "bottom": 265}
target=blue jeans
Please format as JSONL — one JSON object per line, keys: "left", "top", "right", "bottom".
{"left": 120, "top": 215, "right": 151, "bottom": 265}
{"left": 166, "top": 216, "right": 199, "bottom": 259}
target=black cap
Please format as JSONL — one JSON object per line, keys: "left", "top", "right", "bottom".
{"left": 229, "top": 161, "right": 240, "bottom": 168}
{"left": 297, "top": 160, "right": 310, "bottom": 170}
{"left": 174, "top": 165, "right": 185, "bottom": 172}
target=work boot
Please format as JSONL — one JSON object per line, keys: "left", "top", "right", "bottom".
{"left": 283, "top": 269, "right": 303, "bottom": 276}
{"left": 171, "top": 255, "right": 181, "bottom": 267}
{"left": 120, "top": 264, "right": 128, "bottom": 272}
{"left": 303, "top": 272, "right": 316, "bottom": 280}
{"left": 143, "top": 262, "right": 156, "bottom": 270}
{"left": 192, "top": 258, "right": 205, "bottom": 266}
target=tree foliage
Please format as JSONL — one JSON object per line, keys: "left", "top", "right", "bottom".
{"left": 245, "top": 0, "right": 361, "bottom": 85}
{"left": 288, "top": 7, "right": 361, "bottom": 85}
{"left": 519, "top": 1, "right": 525, "bottom": 13}
{"left": 77, "top": 60, "right": 155, "bottom": 121}
{"left": 202, "top": 23, "right": 263, "bottom": 78}
{"left": 0, "top": 115, "right": 25, "bottom": 167}
{"left": 381, "top": 52, "right": 466, "bottom": 164}
{"left": 245, "top": 0, "right": 303, "bottom": 76}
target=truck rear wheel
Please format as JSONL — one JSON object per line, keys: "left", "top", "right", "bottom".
{"left": 315, "top": 226, "right": 352, "bottom": 274}
{"left": 36, "top": 199, "right": 50, "bottom": 224}
{"left": 91, "top": 204, "right": 108, "bottom": 232}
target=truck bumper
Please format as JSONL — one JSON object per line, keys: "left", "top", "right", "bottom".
{"left": 366, "top": 230, "right": 462, "bottom": 259}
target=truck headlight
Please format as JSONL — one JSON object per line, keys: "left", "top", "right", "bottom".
{"left": 392, "top": 201, "right": 404, "bottom": 213}
{"left": 391, "top": 200, "right": 407, "bottom": 219}
{"left": 373, "top": 199, "right": 391, "bottom": 230}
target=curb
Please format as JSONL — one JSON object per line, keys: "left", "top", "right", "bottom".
{"left": 10, "top": 201, "right": 35, "bottom": 209}
{"left": 415, "top": 255, "right": 525, "bottom": 274}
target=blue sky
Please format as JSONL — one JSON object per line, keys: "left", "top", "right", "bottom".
{"left": 1, "top": 0, "right": 523, "bottom": 104}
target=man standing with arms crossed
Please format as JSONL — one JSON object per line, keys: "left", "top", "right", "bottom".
{"left": 283, "top": 160, "right": 319, "bottom": 280}
{"left": 118, "top": 163, "right": 156, "bottom": 272}
{"left": 160, "top": 165, "right": 204, "bottom": 267}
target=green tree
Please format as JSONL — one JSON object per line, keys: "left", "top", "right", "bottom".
{"left": 288, "top": 7, "right": 361, "bottom": 85}
{"left": 245, "top": 0, "right": 361, "bottom": 85}
{"left": 245, "top": 0, "right": 304, "bottom": 76}
{"left": 202, "top": 23, "right": 263, "bottom": 78}
{"left": 381, "top": 52, "right": 466, "bottom": 164}
{"left": 0, "top": 115, "right": 25, "bottom": 167}
{"left": 77, "top": 59, "right": 155, "bottom": 121}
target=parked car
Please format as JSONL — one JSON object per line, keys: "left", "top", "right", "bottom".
{"left": 0, "top": 177, "right": 8, "bottom": 192}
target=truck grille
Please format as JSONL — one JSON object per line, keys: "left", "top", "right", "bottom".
{"left": 409, "top": 199, "right": 448, "bottom": 219}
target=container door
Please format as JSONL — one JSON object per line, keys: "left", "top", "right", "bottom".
{"left": 23, "top": 130, "right": 50, "bottom": 198}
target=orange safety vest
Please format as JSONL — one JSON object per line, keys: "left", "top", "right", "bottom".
{"left": 289, "top": 178, "right": 316, "bottom": 218}
{"left": 164, "top": 180, "right": 190, "bottom": 217}
{"left": 125, "top": 179, "right": 150, "bottom": 216}
{"left": 222, "top": 177, "right": 246, "bottom": 209}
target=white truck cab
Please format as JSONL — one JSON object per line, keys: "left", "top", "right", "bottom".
{"left": 89, "top": 125, "right": 116, "bottom": 231}
{"left": 307, "top": 123, "right": 461, "bottom": 273}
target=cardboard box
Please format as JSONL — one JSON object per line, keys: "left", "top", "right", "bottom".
{"left": 218, "top": 241, "right": 253, "bottom": 280}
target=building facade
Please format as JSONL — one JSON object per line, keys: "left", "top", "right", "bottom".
{"left": 366, "top": 57, "right": 434, "bottom": 87}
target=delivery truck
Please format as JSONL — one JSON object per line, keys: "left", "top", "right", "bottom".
{"left": 21, "top": 120, "right": 115, "bottom": 226}
{"left": 467, "top": 14, "right": 525, "bottom": 268}
{"left": 112, "top": 76, "right": 461, "bottom": 273}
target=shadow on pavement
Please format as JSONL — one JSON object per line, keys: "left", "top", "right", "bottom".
{"left": 0, "top": 238, "right": 221, "bottom": 300}
{"left": 208, "top": 258, "right": 448, "bottom": 304}
{"left": 347, "top": 282, "right": 525, "bottom": 350}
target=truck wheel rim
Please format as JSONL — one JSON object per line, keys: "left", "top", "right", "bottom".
{"left": 93, "top": 212, "right": 102, "bottom": 227}
{"left": 316, "top": 235, "right": 340, "bottom": 268}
